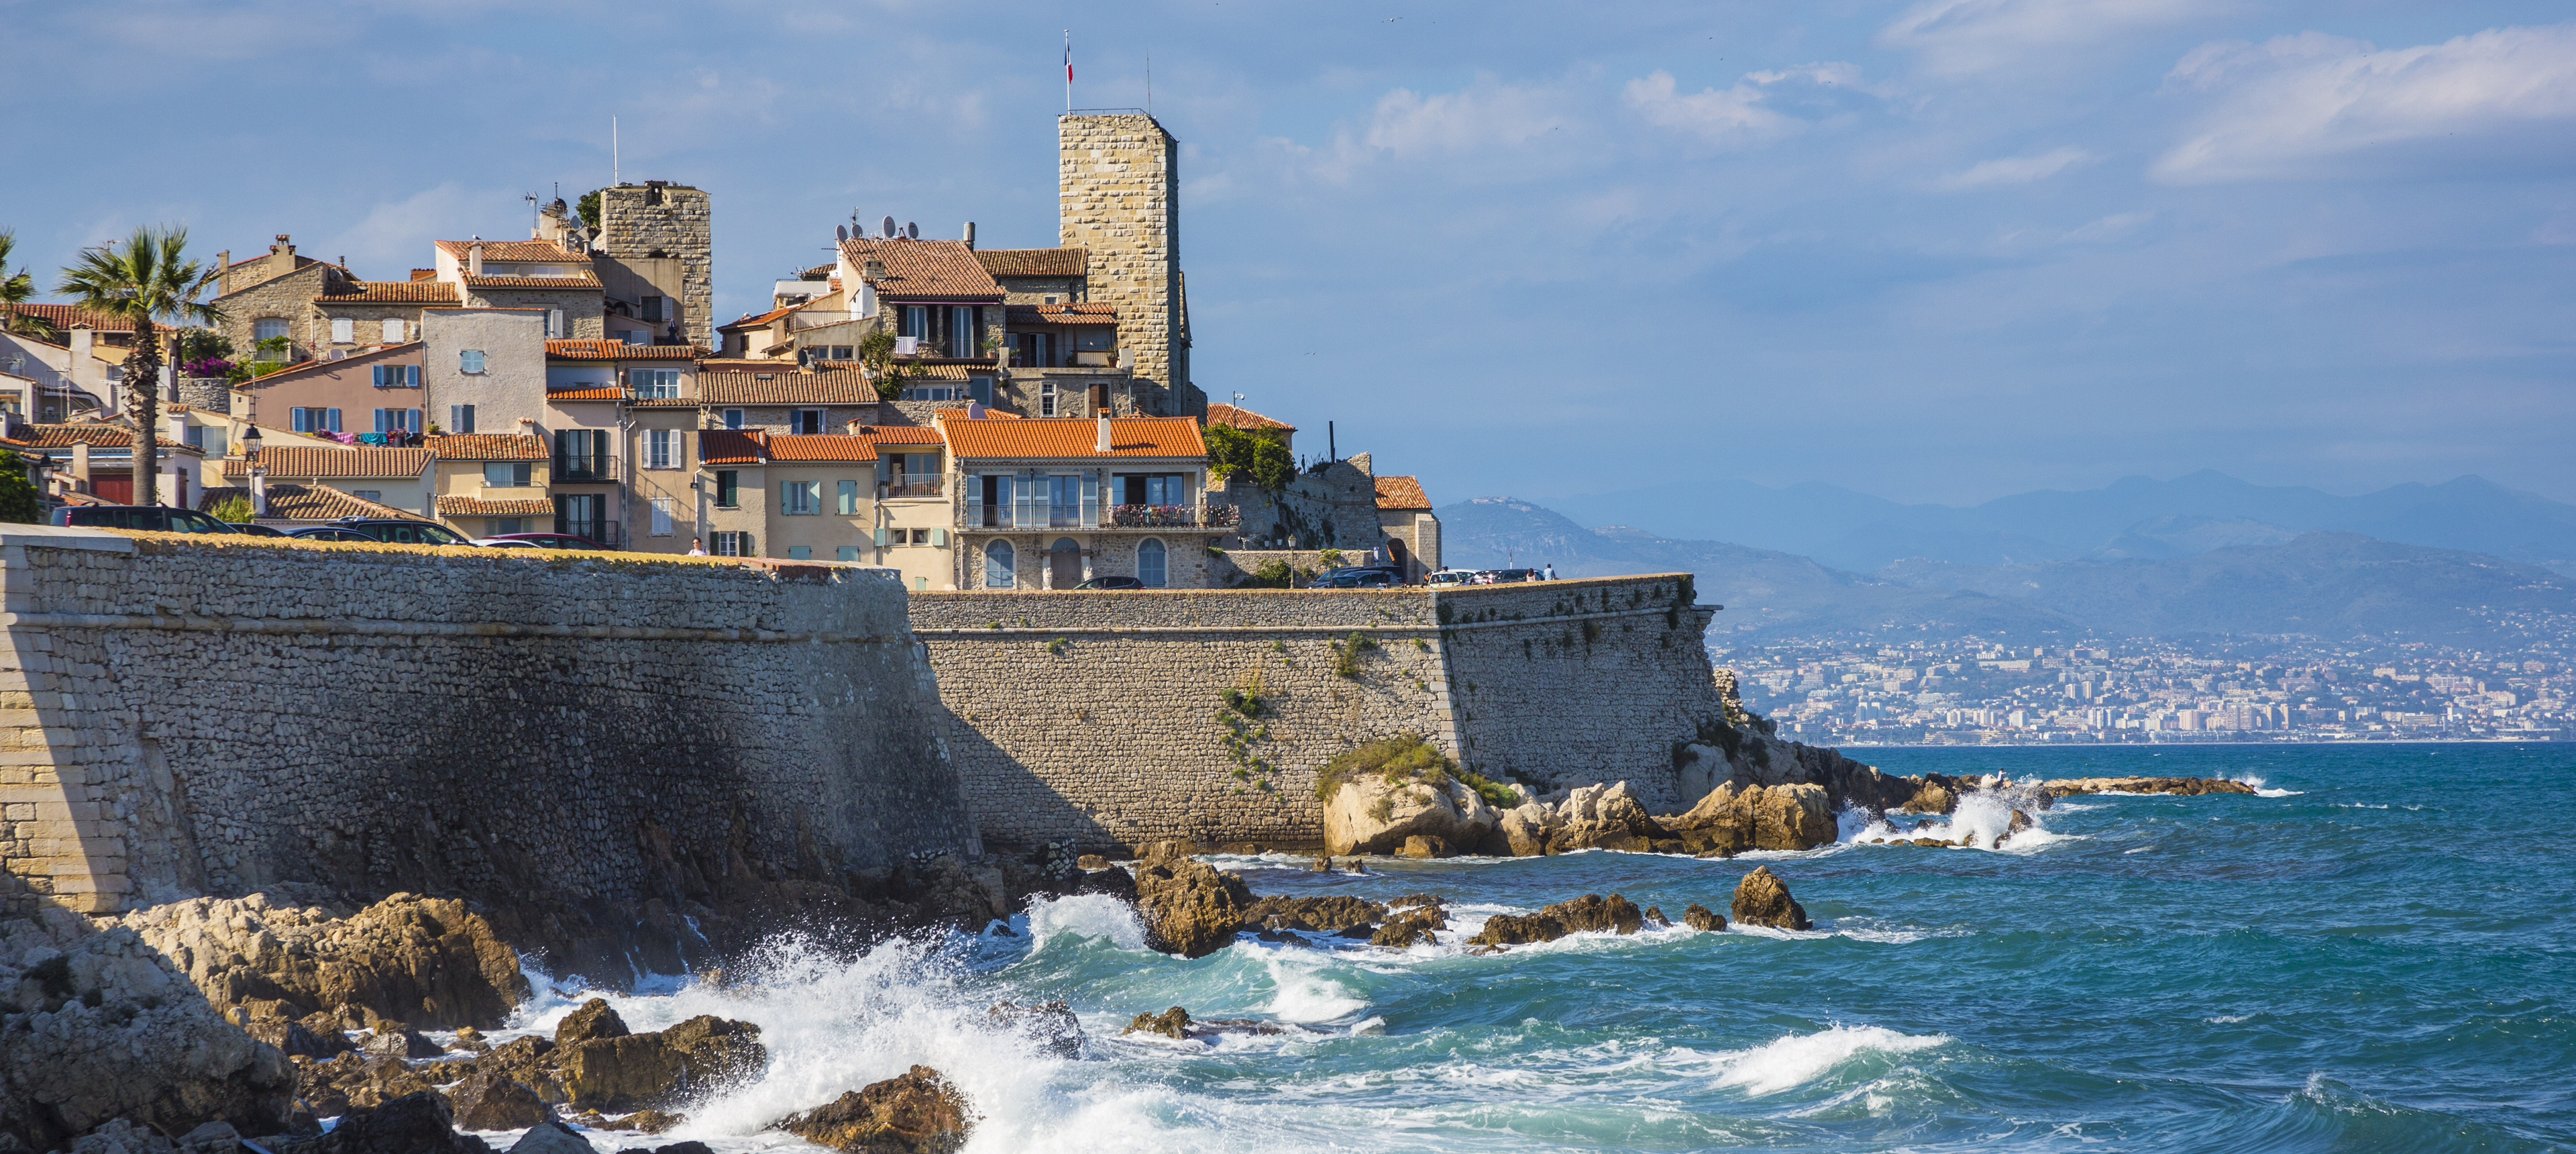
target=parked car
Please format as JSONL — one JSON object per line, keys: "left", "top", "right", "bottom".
{"left": 471, "top": 532, "right": 606, "bottom": 550}
{"left": 287, "top": 527, "right": 380, "bottom": 543}
{"left": 52, "top": 505, "right": 245, "bottom": 535}
{"left": 227, "top": 522, "right": 290, "bottom": 537}
{"left": 1424, "top": 568, "right": 1478, "bottom": 586}
{"left": 1309, "top": 566, "right": 1401, "bottom": 588}
{"left": 290, "top": 518, "right": 471, "bottom": 546}
{"left": 1073, "top": 575, "right": 1146, "bottom": 590}
{"left": 1472, "top": 568, "right": 1539, "bottom": 584}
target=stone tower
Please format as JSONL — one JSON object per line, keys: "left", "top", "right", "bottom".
{"left": 596, "top": 181, "right": 713, "bottom": 349}
{"left": 1059, "top": 113, "right": 1203, "bottom": 417}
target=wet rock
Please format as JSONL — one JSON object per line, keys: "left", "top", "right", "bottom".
{"left": 908, "top": 853, "right": 1010, "bottom": 928}
{"left": 239, "top": 1014, "right": 352, "bottom": 1061}
{"left": 321, "top": 1092, "right": 490, "bottom": 1154}
{"left": 294, "top": 1053, "right": 441, "bottom": 1118}
{"left": 1398, "top": 835, "right": 1450, "bottom": 859}
{"left": 501, "top": 1122, "right": 586, "bottom": 1154}
{"left": 1682, "top": 904, "right": 1727, "bottom": 932}
{"left": 64, "top": 1119, "right": 178, "bottom": 1154}
{"left": 771, "top": 1065, "right": 973, "bottom": 1154}
{"left": 1465, "top": 894, "right": 1645, "bottom": 947}
{"left": 2041, "top": 776, "right": 2256, "bottom": 798}
{"left": 118, "top": 893, "right": 529, "bottom": 1032}
{"left": 1662, "top": 782, "right": 1835, "bottom": 855}
{"left": 457, "top": 1036, "right": 561, "bottom": 1103}
{"left": 1387, "top": 893, "right": 1446, "bottom": 911}
{"left": 988, "top": 1001, "right": 1084, "bottom": 1057}
{"left": 1542, "top": 783, "right": 1664, "bottom": 853}
{"left": 1075, "top": 854, "right": 1112, "bottom": 871}
{"left": 556, "top": 999, "right": 631, "bottom": 1045}
{"left": 1073, "top": 864, "right": 1138, "bottom": 903}
{"left": 1322, "top": 766, "right": 1499, "bottom": 857}
{"left": 1368, "top": 918, "right": 1439, "bottom": 949}
{"left": 1127, "top": 843, "right": 1254, "bottom": 958}
{"left": 451, "top": 1027, "right": 492, "bottom": 1054}
{"left": 556, "top": 1015, "right": 765, "bottom": 1113}
{"left": 445, "top": 1070, "right": 558, "bottom": 1131}
{"left": 1900, "top": 783, "right": 1956, "bottom": 815}
{"left": 1729, "top": 866, "right": 1812, "bottom": 931}
{"left": 1238, "top": 895, "right": 1387, "bottom": 935}
{"left": 1641, "top": 906, "right": 1669, "bottom": 927}
{"left": 1122, "top": 1006, "right": 1191, "bottom": 1040}
{"left": 1496, "top": 803, "right": 1556, "bottom": 857}
{"left": 1911, "top": 838, "right": 1953, "bottom": 847}
{"left": 360, "top": 1027, "right": 447, "bottom": 1060}
{"left": 605, "top": 1110, "right": 684, "bottom": 1135}
{"left": 1309, "top": 855, "right": 1332, "bottom": 872}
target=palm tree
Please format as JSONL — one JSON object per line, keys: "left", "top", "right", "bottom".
{"left": 57, "top": 226, "right": 221, "bottom": 507}
{"left": 0, "top": 230, "right": 60, "bottom": 341}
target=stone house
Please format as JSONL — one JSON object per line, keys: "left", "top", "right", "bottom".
{"left": 592, "top": 181, "right": 714, "bottom": 348}
{"left": 226, "top": 343, "right": 426, "bottom": 441}
{"left": 219, "top": 445, "right": 434, "bottom": 519}
{"left": 695, "top": 430, "right": 869, "bottom": 562}
{"left": 1374, "top": 474, "right": 1442, "bottom": 579}
{"left": 692, "top": 364, "right": 883, "bottom": 434}
{"left": 421, "top": 307, "right": 547, "bottom": 435}
{"left": 425, "top": 433, "right": 553, "bottom": 539}
{"left": 312, "top": 278, "right": 459, "bottom": 353}
{"left": 942, "top": 413, "right": 1230, "bottom": 590}
{"left": 430, "top": 240, "right": 605, "bottom": 341}
{"left": 833, "top": 235, "right": 1006, "bottom": 363}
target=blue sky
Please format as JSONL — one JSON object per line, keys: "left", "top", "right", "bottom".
{"left": 4, "top": 1, "right": 2570, "bottom": 509}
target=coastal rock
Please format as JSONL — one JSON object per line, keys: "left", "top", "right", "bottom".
{"left": 907, "top": 853, "right": 1010, "bottom": 927}
{"left": 1368, "top": 902, "right": 1448, "bottom": 948}
{"left": 445, "top": 1070, "right": 559, "bottom": 1131}
{"left": 1398, "top": 835, "right": 1449, "bottom": 859}
{"left": 501, "top": 1122, "right": 587, "bottom": 1154}
{"left": 1496, "top": 803, "right": 1556, "bottom": 856}
{"left": 1128, "top": 843, "right": 1254, "bottom": 958}
{"left": 988, "top": 1001, "right": 1084, "bottom": 1057}
{"left": 453, "top": 1036, "right": 563, "bottom": 1103}
{"left": 314, "top": 1092, "right": 490, "bottom": 1154}
{"left": 1682, "top": 904, "right": 1726, "bottom": 932}
{"left": 1322, "top": 772, "right": 1497, "bottom": 857}
{"left": 2041, "top": 776, "right": 2256, "bottom": 798}
{"left": 1465, "top": 894, "right": 1644, "bottom": 947}
{"left": 0, "top": 912, "right": 295, "bottom": 1153}
{"left": 1238, "top": 895, "right": 1387, "bottom": 934}
{"left": 118, "top": 893, "right": 529, "bottom": 1031}
{"left": 360, "top": 1027, "right": 447, "bottom": 1060}
{"left": 1729, "top": 867, "right": 1812, "bottom": 931}
{"left": 1123, "top": 1006, "right": 1191, "bottom": 1040}
{"left": 239, "top": 1014, "right": 352, "bottom": 1060}
{"left": 1544, "top": 783, "right": 1661, "bottom": 853}
{"left": 771, "top": 1065, "right": 972, "bottom": 1154}
{"left": 1662, "top": 782, "right": 1835, "bottom": 855}
{"left": 294, "top": 1053, "right": 441, "bottom": 1118}
{"left": 606, "top": 1110, "right": 685, "bottom": 1135}
{"left": 556, "top": 1015, "right": 765, "bottom": 1113}
{"left": 1900, "top": 783, "right": 1956, "bottom": 815}
{"left": 556, "top": 998, "right": 631, "bottom": 1045}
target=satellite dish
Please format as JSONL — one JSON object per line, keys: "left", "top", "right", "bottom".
{"left": 836, "top": 224, "right": 849, "bottom": 242}
{"left": 881, "top": 215, "right": 896, "bottom": 238}
{"left": 906, "top": 221, "right": 918, "bottom": 240}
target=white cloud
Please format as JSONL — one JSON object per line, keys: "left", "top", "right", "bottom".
{"left": 321, "top": 183, "right": 491, "bottom": 276}
{"left": 1623, "top": 65, "right": 1868, "bottom": 147}
{"left": 1360, "top": 81, "right": 1576, "bottom": 156}
{"left": 1879, "top": 0, "right": 2221, "bottom": 76}
{"left": 2153, "top": 23, "right": 2576, "bottom": 183}
{"left": 1934, "top": 146, "right": 2096, "bottom": 190}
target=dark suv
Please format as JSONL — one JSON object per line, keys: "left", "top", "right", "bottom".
{"left": 288, "top": 518, "right": 470, "bottom": 546}
{"left": 53, "top": 505, "right": 244, "bottom": 534}
{"left": 1309, "top": 566, "right": 1403, "bottom": 588}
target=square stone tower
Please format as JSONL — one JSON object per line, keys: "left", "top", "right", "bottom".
{"left": 597, "top": 181, "right": 714, "bottom": 349}
{"left": 1060, "top": 113, "right": 1203, "bottom": 417}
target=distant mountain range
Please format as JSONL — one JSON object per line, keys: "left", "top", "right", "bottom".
{"left": 1548, "top": 471, "right": 2576, "bottom": 576}
{"left": 1438, "top": 496, "right": 2576, "bottom": 647}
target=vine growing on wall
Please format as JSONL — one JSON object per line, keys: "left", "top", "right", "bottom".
{"left": 1214, "top": 669, "right": 1277, "bottom": 792}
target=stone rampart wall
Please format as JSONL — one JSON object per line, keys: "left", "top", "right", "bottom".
{"left": 913, "top": 574, "right": 1721, "bottom": 850}
{"left": 0, "top": 529, "right": 979, "bottom": 920}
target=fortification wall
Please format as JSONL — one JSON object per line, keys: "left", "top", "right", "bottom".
{"left": 912, "top": 574, "right": 1721, "bottom": 850}
{"left": 0, "top": 528, "right": 979, "bottom": 925}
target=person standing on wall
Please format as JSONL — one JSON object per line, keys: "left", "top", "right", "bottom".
{"left": 1544, "top": 564, "right": 1556, "bottom": 581}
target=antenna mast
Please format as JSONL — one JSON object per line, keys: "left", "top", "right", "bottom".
{"left": 611, "top": 117, "right": 620, "bottom": 187}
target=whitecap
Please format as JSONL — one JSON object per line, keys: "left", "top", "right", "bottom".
{"left": 1261, "top": 955, "right": 1368, "bottom": 1023}
{"left": 1025, "top": 892, "right": 1149, "bottom": 953}
{"left": 2231, "top": 773, "right": 2302, "bottom": 797}
{"left": 1705, "top": 1025, "right": 1949, "bottom": 1096}
{"left": 2206, "top": 1014, "right": 2253, "bottom": 1023}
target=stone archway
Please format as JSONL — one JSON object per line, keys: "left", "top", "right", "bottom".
{"left": 1050, "top": 537, "right": 1083, "bottom": 589}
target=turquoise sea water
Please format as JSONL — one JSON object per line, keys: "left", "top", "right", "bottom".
{"left": 496, "top": 743, "right": 2576, "bottom": 1153}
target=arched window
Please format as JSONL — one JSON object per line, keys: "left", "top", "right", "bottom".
{"left": 1137, "top": 538, "right": 1167, "bottom": 588}
{"left": 984, "top": 540, "right": 1016, "bottom": 588}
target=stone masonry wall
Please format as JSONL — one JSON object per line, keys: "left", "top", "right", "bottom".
{"left": 0, "top": 528, "right": 979, "bottom": 919}
{"left": 598, "top": 184, "right": 714, "bottom": 349}
{"left": 912, "top": 574, "right": 1723, "bottom": 850}
{"left": 1059, "top": 115, "right": 1195, "bottom": 416}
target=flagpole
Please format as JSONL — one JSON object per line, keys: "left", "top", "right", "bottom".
{"left": 1064, "top": 30, "right": 1072, "bottom": 112}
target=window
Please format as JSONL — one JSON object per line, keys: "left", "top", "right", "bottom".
{"left": 902, "top": 385, "right": 960, "bottom": 402}
{"left": 837, "top": 546, "right": 860, "bottom": 562}
{"left": 712, "top": 531, "right": 752, "bottom": 557}
{"left": 354, "top": 490, "right": 382, "bottom": 503}
{"left": 641, "top": 296, "right": 665, "bottom": 323}
{"left": 291, "top": 407, "right": 344, "bottom": 433}
{"left": 792, "top": 409, "right": 824, "bottom": 435}
{"left": 837, "top": 479, "right": 859, "bottom": 515}
{"left": 902, "top": 305, "right": 928, "bottom": 339}
{"left": 630, "top": 369, "right": 681, "bottom": 399}
{"left": 382, "top": 319, "right": 405, "bottom": 343}
{"left": 831, "top": 346, "right": 853, "bottom": 360}
{"left": 787, "top": 545, "right": 812, "bottom": 560}
{"left": 621, "top": 331, "right": 647, "bottom": 346}
{"left": 372, "top": 408, "right": 420, "bottom": 433}
{"left": 951, "top": 305, "right": 976, "bottom": 358}
{"left": 1138, "top": 538, "right": 1168, "bottom": 588}
{"left": 182, "top": 425, "right": 203, "bottom": 450}
{"left": 1043, "top": 295, "right": 1059, "bottom": 305}
{"left": 460, "top": 349, "right": 486, "bottom": 374}
{"left": 449, "top": 404, "right": 475, "bottom": 433}
{"left": 484, "top": 462, "right": 533, "bottom": 488}
{"left": 722, "top": 409, "right": 744, "bottom": 429}
{"left": 254, "top": 318, "right": 289, "bottom": 342}
{"left": 557, "top": 492, "right": 607, "bottom": 540}
{"left": 331, "top": 319, "right": 355, "bottom": 344}
{"left": 714, "top": 470, "right": 738, "bottom": 508}
{"left": 645, "top": 429, "right": 680, "bottom": 470}
{"left": 780, "top": 479, "right": 820, "bottom": 515}
{"left": 969, "top": 376, "right": 994, "bottom": 405}
{"left": 1014, "top": 332, "right": 1053, "bottom": 369}
{"left": 372, "top": 364, "right": 419, "bottom": 388}
{"left": 199, "top": 427, "right": 227, "bottom": 458}
{"left": 1049, "top": 475, "right": 1082, "bottom": 527}
{"left": 1124, "top": 474, "right": 1185, "bottom": 506}
{"left": 546, "top": 309, "right": 564, "bottom": 339}
{"left": 985, "top": 540, "right": 1014, "bottom": 588}
{"left": 650, "top": 498, "right": 674, "bottom": 537}
{"left": 1041, "top": 380, "right": 1057, "bottom": 417}
{"left": 492, "top": 517, "right": 525, "bottom": 535}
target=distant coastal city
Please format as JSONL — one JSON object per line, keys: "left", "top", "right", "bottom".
{"left": 1716, "top": 635, "right": 2571, "bottom": 745}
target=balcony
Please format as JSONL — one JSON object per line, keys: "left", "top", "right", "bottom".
{"left": 881, "top": 474, "right": 945, "bottom": 499}
{"left": 958, "top": 503, "right": 1240, "bottom": 531}
{"left": 552, "top": 454, "right": 619, "bottom": 484}
{"left": 555, "top": 519, "right": 625, "bottom": 549}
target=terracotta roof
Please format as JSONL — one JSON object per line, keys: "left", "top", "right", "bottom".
{"left": 545, "top": 339, "right": 707, "bottom": 360}
{"left": 547, "top": 384, "right": 625, "bottom": 401}
{"left": 199, "top": 483, "right": 431, "bottom": 523}
{"left": 433, "top": 239, "right": 586, "bottom": 262}
{"left": 1206, "top": 403, "right": 1295, "bottom": 433}
{"left": 1375, "top": 475, "right": 1432, "bottom": 511}
{"left": 767, "top": 434, "right": 879, "bottom": 463}
{"left": 700, "top": 429, "right": 767, "bottom": 464}
{"left": 317, "top": 282, "right": 460, "bottom": 305}
{"left": 435, "top": 495, "right": 557, "bottom": 517}
{"left": 465, "top": 272, "right": 602, "bottom": 290}
{"left": 221, "top": 445, "right": 432, "bottom": 479}
{"left": 26, "top": 425, "right": 190, "bottom": 451}
{"left": 941, "top": 415, "right": 1205, "bottom": 460}
{"left": 423, "top": 433, "right": 547, "bottom": 461}
{"left": 975, "top": 248, "right": 1089, "bottom": 278}
{"left": 855, "top": 424, "right": 948, "bottom": 444}
{"left": 696, "top": 369, "right": 881, "bottom": 407}
{"left": 807, "top": 361, "right": 986, "bottom": 380}
{"left": 1005, "top": 303, "right": 1117, "bottom": 327}
{"left": 837, "top": 238, "right": 1003, "bottom": 300}
{"left": 722, "top": 304, "right": 802, "bottom": 330}
{"left": 1, "top": 304, "right": 138, "bottom": 331}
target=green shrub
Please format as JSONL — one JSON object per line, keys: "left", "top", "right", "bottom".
{"left": 205, "top": 494, "right": 254, "bottom": 525}
{"left": 1043, "top": 637, "right": 1071, "bottom": 655}
{"left": 1330, "top": 631, "right": 1377, "bottom": 679}
{"left": 0, "top": 452, "right": 43, "bottom": 523}
{"left": 1317, "top": 733, "right": 1516, "bottom": 810}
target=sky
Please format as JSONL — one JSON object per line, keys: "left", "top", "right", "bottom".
{"left": 3, "top": 0, "right": 2571, "bottom": 510}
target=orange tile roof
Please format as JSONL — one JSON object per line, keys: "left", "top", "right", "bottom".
{"left": 838, "top": 238, "right": 1003, "bottom": 300}
{"left": 1375, "top": 475, "right": 1432, "bottom": 511}
{"left": 548, "top": 384, "right": 625, "bottom": 401}
{"left": 696, "top": 369, "right": 881, "bottom": 407}
{"left": 855, "top": 423, "right": 949, "bottom": 443}
{"left": 1205, "top": 403, "right": 1295, "bottom": 433}
{"left": 433, "top": 239, "right": 588, "bottom": 262}
{"left": 722, "top": 304, "right": 802, "bottom": 330}
{"left": 806, "top": 361, "right": 987, "bottom": 380}
{"left": 1, "top": 304, "right": 138, "bottom": 331}
{"left": 545, "top": 339, "right": 708, "bottom": 360}
{"left": 423, "top": 433, "right": 547, "bottom": 461}
{"left": 466, "top": 272, "right": 603, "bottom": 290}
{"left": 975, "top": 248, "right": 1089, "bottom": 278}
{"left": 1005, "top": 303, "right": 1116, "bottom": 326}
{"left": 940, "top": 415, "right": 1205, "bottom": 460}
{"left": 199, "top": 482, "right": 431, "bottom": 523}
{"left": 316, "top": 281, "right": 461, "bottom": 305}
{"left": 435, "top": 495, "right": 557, "bottom": 517}
{"left": 767, "top": 434, "right": 878, "bottom": 462}
{"left": 700, "top": 429, "right": 767, "bottom": 464}
{"left": 221, "top": 445, "right": 432, "bottom": 480}
{"left": 27, "top": 425, "right": 191, "bottom": 450}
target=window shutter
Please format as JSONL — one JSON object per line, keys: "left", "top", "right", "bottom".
{"left": 331, "top": 319, "right": 354, "bottom": 344}
{"left": 1083, "top": 474, "right": 1099, "bottom": 528}
{"left": 931, "top": 527, "right": 948, "bottom": 547}
{"left": 839, "top": 480, "right": 858, "bottom": 515}
{"left": 808, "top": 480, "right": 824, "bottom": 513}
{"left": 781, "top": 480, "right": 794, "bottom": 511}
{"left": 744, "top": 533, "right": 755, "bottom": 557}
{"left": 383, "top": 319, "right": 405, "bottom": 343}
{"left": 327, "top": 408, "right": 342, "bottom": 432}
{"left": 873, "top": 527, "right": 889, "bottom": 546}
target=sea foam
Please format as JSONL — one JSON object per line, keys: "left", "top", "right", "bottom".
{"left": 1708, "top": 1025, "right": 1950, "bottom": 1096}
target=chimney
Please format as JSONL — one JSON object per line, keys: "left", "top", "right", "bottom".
{"left": 963, "top": 221, "right": 976, "bottom": 250}
{"left": 467, "top": 239, "right": 484, "bottom": 277}
{"left": 1095, "top": 413, "right": 1111, "bottom": 453}
{"left": 71, "top": 441, "right": 89, "bottom": 486}
{"left": 272, "top": 233, "right": 293, "bottom": 259}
